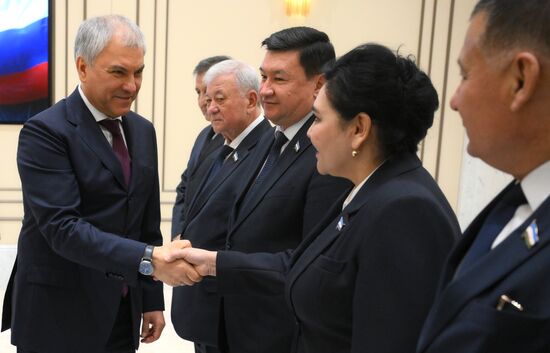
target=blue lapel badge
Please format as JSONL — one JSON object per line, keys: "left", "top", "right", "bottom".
{"left": 232, "top": 151, "right": 239, "bottom": 162}
{"left": 294, "top": 141, "right": 300, "bottom": 153}
{"left": 522, "top": 220, "right": 539, "bottom": 249}
{"left": 336, "top": 215, "right": 346, "bottom": 231}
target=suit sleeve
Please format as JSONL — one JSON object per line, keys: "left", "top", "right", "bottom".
{"left": 171, "top": 127, "right": 208, "bottom": 238}
{"left": 139, "top": 127, "right": 165, "bottom": 312}
{"left": 351, "top": 196, "right": 455, "bottom": 353}
{"left": 17, "top": 118, "right": 146, "bottom": 286}
{"left": 171, "top": 168, "right": 188, "bottom": 238}
{"left": 217, "top": 250, "right": 293, "bottom": 296}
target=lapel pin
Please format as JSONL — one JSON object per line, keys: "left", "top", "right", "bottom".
{"left": 232, "top": 151, "right": 238, "bottom": 162}
{"left": 336, "top": 215, "right": 346, "bottom": 231}
{"left": 522, "top": 220, "right": 539, "bottom": 249}
{"left": 294, "top": 141, "right": 300, "bottom": 153}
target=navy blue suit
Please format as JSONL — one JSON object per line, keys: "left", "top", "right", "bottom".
{"left": 171, "top": 126, "right": 224, "bottom": 237}
{"left": 218, "top": 116, "right": 352, "bottom": 353}
{"left": 1, "top": 89, "right": 163, "bottom": 353}
{"left": 417, "top": 181, "right": 550, "bottom": 353}
{"left": 171, "top": 118, "right": 272, "bottom": 346}
{"left": 217, "top": 153, "right": 459, "bottom": 353}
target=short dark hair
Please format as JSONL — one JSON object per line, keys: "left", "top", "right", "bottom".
{"left": 472, "top": 0, "right": 550, "bottom": 55}
{"left": 324, "top": 43, "right": 439, "bottom": 157}
{"left": 193, "top": 55, "right": 231, "bottom": 76}
{"left": 261, "top": 27, "right": 335, "bottom": 78}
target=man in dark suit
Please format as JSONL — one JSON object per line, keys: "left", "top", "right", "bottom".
{"left": 417, "top": 1, "right": 550, "bottom": 352}
{"left": 200, "top": 27, "right": 350, "bottom": 353}
{"left": 171, "top": 59, "right": 271, "bottom": 353}
{"left": 171, "top": 55, "right": 230, "bottom": 238}
{"left": 1, "top": 15, "right": 199, "bottom": 353}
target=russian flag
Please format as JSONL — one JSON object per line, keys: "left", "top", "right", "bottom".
{"left": 0, "top": 0, "right": 49, "bottom": 123}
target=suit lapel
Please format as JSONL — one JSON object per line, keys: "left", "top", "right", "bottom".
{"left": 285, "top": 154, "right": 423, "bottom": 302}
{"left": 418, "top": 191, "right": 550, "bottom": 352}
{"left": 186, "top": 120, "right": 270, "bottom": 221}
{"left": 65, "top": 89, "right": 128, "bottom": 189}
{"left": 192, "top": 132, "right": 223, "bottom": 177}
{"left": 234, "top": 118, "right": 313, "bottom": 227}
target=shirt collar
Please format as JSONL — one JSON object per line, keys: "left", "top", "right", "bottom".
{"left": 342, "top": 161, "right": 385, "bottom": 210}
{"left": 227, "top": 114, "right": 265, "bottom": 149}
{"left": 520, "top": 160, "right": 550, "bottom": 212}
{"left": 275, "top": 112, "right": 313, "bottom": 143}
{"left": 78, "top": 85, "right": 122, "bottom": 123}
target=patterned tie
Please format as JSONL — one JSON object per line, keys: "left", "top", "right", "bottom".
{"left": 253, "top": 131, "right": 288, "bottom": 186}
{"left": 99, "top": 119, "right": 131, "bottom": 187}
{"left": 457, "top": 183, "right": 527, "bottom": 276}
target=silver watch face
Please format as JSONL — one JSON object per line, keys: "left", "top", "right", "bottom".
{"left": 139, "top": 260, "right": 154, "bottom": 276}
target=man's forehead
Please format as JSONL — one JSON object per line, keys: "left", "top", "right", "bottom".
{"left": 207, "top": 74, "right": 236, "bottom": 93}
{"left": 260, "top": 50, "right": 303, "bottom": 72}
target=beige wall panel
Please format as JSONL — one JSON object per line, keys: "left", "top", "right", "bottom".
{"left": 135, "top": 0, "right": 157, "bottom": 121}
{"left": 111, "top": 0, "right": 137, "bottom": 19}
{"left": 79, "top": 0, "right": 138, "bottom": 18}
{"left": 420, "top": 0, "right": 448, "bottom": 176}
{"left": 435, "top": 0, "right": 477, "bottom": 209}
{"left": 0, "top": 127, "right": 21, "bottom": 191}
{"left": 417, "top": 0, "right": 434, "bottom": 162}
{"left": 53, "top": 0, "right": 67, "bottom": 101}
{"left": 0, "top": 222, "right": 22, "bottom": 244}
{"left": 66, "top": 0, "right": 85, "bottom": 94}
{"left": 0, "top": 203, "right": 23, "bottom": 219}
{"left": 152, "top": 0, "right": 168, "bottom": 197}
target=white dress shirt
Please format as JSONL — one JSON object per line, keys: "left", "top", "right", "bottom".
{"left": 78, "top": 85, "right": 127, "bottom": 147}
{"left": 492, "top": 160, "right": 550, "bottom": 248}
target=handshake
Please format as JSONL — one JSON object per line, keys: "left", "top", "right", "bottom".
{"left": 150, "top": 239, "right": 218, "bottom": 287}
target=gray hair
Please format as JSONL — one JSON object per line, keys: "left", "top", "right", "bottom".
{"left": 203, "top": 60, "right": 260, "bottom": 104}
{"left": 74, "top": 15, "right": 146, "bottom": 64}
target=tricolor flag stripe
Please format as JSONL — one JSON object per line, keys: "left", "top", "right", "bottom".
{"left": 0, "top": 17, "right": 48, "bottom": 75}
{"left": 0, "top": 61, "right": 48, "bottom": 104}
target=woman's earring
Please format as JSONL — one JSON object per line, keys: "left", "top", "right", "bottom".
{"left": 352, "top": 150, "right": 358, "bottom": 158}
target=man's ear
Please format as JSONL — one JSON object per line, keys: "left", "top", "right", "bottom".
{"left": 313, "top": 74, "right": 326, "bottom": 99}
{"left": 246, "top": 90, "right": 259, "bottom": 109}
{"left": 509, "top": 52, "right": 540, "bottom": 112}
{"left": 76, "top": 56, "right": 89, "bottom": 82}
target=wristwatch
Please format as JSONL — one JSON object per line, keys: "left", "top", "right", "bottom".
{"left": 138, "top": 245, "right": 155, "bottom": 276}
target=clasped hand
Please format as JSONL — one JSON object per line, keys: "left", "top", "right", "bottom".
{"left": 152, "top": 238, "right": 217, "bottom": 287}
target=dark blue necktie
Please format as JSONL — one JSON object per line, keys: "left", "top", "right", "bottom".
{"left": 250, "top": 131, "right": 288, "bottom": 190}
{"left": 204, "top": 144, "right": 234, "bottom": 185}
{"left": 237, "top": 132, "right": 288, "bottom": 213}
{"left": 457, "top": 183, "right": 526, "bottom": 276}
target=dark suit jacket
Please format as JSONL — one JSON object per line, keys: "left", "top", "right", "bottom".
{"left": 219, "top": 115, "right": 352, "bottom": 353}
{"left": 217, "top": 153, "right": 459, "bottom": 353}
{"left": 171, "top": 125, "right": 223, "bottom": 237}
{"left": 171, "top": 118, "right": 272, "bottom": 346}
{"left": 417, "top": 181, "right": 550, "bottom": 353}
{"left": 1, "top": 89, "right": 164, "bottom": 353}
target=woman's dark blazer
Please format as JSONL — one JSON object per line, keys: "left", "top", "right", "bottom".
{"left": 217, "top": 153, "right": 460, "bottom": 353}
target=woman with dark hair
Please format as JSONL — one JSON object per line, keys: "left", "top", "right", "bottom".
{"left": 172, "top": 43, "right": 460, "bottom": 353}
